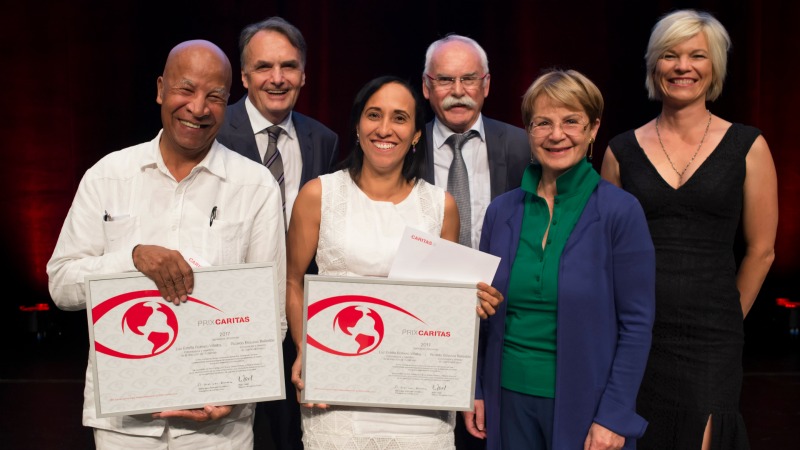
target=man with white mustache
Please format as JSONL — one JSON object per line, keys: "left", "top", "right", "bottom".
{"left": 421, "top": 34, "right": 529, "bottom": 450}
{"left": 422, "top": 34, "right": 529, "bottom": 252}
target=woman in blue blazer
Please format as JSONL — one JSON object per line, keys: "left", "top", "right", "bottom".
{"left": 462, "top": 69, "right": 656, "bottom": 450}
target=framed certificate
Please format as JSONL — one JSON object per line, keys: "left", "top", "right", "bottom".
{"left": 86, "top": 262, "right": 284, "bottom": 417}
{"left": 300, "top": 275, "right": 479, "bottom": 411}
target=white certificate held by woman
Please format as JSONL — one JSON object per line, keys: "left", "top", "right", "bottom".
{"left": 85, "top": 262, "right": 284, "bottom": 417}
{"left": 300, "top": 275, "right": 479, "bottom": 411}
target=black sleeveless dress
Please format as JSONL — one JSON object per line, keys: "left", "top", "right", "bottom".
{"left": 608, "top": 123, "right": 760, "bottom": 450}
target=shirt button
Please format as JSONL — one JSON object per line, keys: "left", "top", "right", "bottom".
{"left": 552, "top": 220, "right": 558, "bottom": 225}
{"left": 546, "top": 239, "right": 552, "bottom": 244}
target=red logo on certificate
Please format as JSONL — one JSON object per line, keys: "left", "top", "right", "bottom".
{"left": 306, "top": 295, "right": 424, "bottom": 356}
{"left": 91, "top": 290, "right": 221, "bottom": 360}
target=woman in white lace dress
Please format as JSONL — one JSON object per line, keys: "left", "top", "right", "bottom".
{"left": 285, "top": 75, "right": 504, "bottom": 449}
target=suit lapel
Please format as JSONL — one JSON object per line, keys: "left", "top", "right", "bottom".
{"left": 483, "top": 118, "right": 508, "bottom": 200}
{"left": 293, "top": 112, "right": 315, "bottom": 185}
{"left": 424, "top": 122, "right": 435, "bottom": 185}
{"left": 225, "top": 97, "right": 261, "bottom": 163}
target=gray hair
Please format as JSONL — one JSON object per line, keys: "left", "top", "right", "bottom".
{"left": 423, "top": 34, "right": 489, "bottom": 88}
{"left": 238, "top": 16, "right": 307, "bottom": 70}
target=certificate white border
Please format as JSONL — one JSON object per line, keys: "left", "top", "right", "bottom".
{"left": 86, "top": 262, "right": 284, "bottom": 417}
{"left": 300, "top": 275, "right": 478, "bottom": 411}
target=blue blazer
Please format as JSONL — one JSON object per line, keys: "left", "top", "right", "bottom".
{"left": 217, "top": 95, "right": 339, "bottom": 186}
{"left": 478, "top": 180, "right": 655, "bottom": 449}
{"left": 423, "top": 116, "right": 529, "bottom": 200}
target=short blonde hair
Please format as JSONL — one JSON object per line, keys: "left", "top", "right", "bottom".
{"left": 645, "top": 9, "right": 731, "bottom": 101}
{"left": 521, "top": 69, "right": 603, "bottom": 129}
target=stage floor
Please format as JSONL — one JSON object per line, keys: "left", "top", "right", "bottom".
{"left": 2, "top": 307, "right": 798, "bottom": 450}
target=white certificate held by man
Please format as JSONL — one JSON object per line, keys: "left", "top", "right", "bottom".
{"left": 86, "top": 262, "right": 284, "bottom": 417}
{"left": 301, "top": 275, "right": 479, "bottom": 411}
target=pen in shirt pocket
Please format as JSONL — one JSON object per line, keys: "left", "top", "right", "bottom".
{"left": 209, "top": 206, "right": 218, "bottom": 227}
{"left": 102, "top": 211, "right": 130, "bottom": 222}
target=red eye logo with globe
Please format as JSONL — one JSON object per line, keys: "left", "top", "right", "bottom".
{"left": 306, "top": 294, "right": 424, "bottom": 356}
{"left": 91, "top": 290, "right": 220, "bottom": 359}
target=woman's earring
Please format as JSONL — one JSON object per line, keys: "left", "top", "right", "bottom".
{"left": 412, "top": 140, "right": 418, "bottom": 153}
{"left": 588, "top": 137, "right": 595, "bottom": 161}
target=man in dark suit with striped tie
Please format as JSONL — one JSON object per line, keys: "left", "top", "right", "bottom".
{"left": 421, "top": 33, "right": 530, "bottom": 450}
{"left": 216, "top": 16, "right": 339, "bottom": 450}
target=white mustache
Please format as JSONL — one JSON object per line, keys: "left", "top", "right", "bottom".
{"left": 442, "top": 95, "right": 477, "bottom": 110}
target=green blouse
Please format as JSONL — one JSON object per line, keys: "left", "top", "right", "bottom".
{"left": 501, "top": 159, "right": 599, "bottom": 398}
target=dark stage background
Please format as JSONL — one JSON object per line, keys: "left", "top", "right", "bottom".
{"left": 2, "top": 0, "right": 798, "bottom": 354}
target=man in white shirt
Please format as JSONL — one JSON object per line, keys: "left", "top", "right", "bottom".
{"left": 47, "top": 39, "right": 286, "bottom": 449}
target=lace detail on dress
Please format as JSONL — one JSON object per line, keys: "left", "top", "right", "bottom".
{"left": 316, "top": 172, "right": 445, "bottom": 277}
{"left": 318, "top": 171, "right": 350, "bottom": 275}
{"left": 302, "top": 407, "right": 455, "bottom": 450}
{"left": 415, "top": 180, "right": 444, "bottom": 238}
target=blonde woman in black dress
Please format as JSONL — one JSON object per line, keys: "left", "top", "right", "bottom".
{"left": 601, "top": 9, "right": 778, "bottom": 450}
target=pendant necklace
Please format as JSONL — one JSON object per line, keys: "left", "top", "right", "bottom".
{"left": 655, "top": 110, "right": 712, "bottom": 186}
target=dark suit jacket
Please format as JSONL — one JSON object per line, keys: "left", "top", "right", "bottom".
{"left": 217, "top": 95, "right": 339, "bottom": 186}
{"left": 216, "top": 95, "right": 338, "bottom": 450}
{"left": 477, "top": 181, "right": 655, "bottom": 450}
{"left": 423, "top": 116, "right": 529, "bottom": 200}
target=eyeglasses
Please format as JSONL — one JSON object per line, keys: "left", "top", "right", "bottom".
{"left": 528, "top": 119, "right": 589, "bottom": 137}
{"left": 425, "top": 73, "right": 488, "bottom": 89}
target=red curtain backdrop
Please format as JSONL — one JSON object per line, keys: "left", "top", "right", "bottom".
{"left": 2, "top": 0, "right": 797, "bottom": 318}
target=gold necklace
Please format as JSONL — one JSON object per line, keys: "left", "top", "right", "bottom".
{"left": 655, "top": 110, "right": 712, "bottom": 185}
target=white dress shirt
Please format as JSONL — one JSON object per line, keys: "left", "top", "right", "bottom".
{"left": 46, "top": 130, "right": 287, "bottom": 437}
{"left": 432, "top": 115, "right": 490, "bottom": 249}
{"left": 245, "top": 97, "right": 302, "bottom": 226}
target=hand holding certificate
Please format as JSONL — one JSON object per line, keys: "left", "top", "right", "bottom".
{"left": 301, "top": 275, "right": 479, "bottom": 411}
{"left": 86, "top": 263, "right": 285, "bottom": 417}
{"left": 300, "top": 227, "right": 502, "bottom": 410}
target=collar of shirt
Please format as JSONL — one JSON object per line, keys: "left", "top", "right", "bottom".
{"left": 244, "top": 97, "right": 296, "bottom": 139}
{"left": 521, "top": 158, "right": 600, "bottom": 200}
{"left": 146, "top": 129, "right": 229, "bottom": 181}
{"left": 432, "top": 113, "right": 485, "bottom": 149}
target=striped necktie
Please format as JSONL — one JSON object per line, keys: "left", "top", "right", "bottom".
{"left": 446, "top": 130, "right": 478, "bottom": 247}
{"left": 264, "top": 125, "right": 286, "bottom": 212}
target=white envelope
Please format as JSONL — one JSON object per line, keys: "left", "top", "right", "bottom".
{"left": 388, "top": 226, "right": 500, "bottom": 284}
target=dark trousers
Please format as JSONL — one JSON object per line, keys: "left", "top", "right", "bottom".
{"left": 254, "top": 337, "right": 303, "bottom": 450}
{"left": 500, "top": 388, "right": 554, "bottom": 450}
